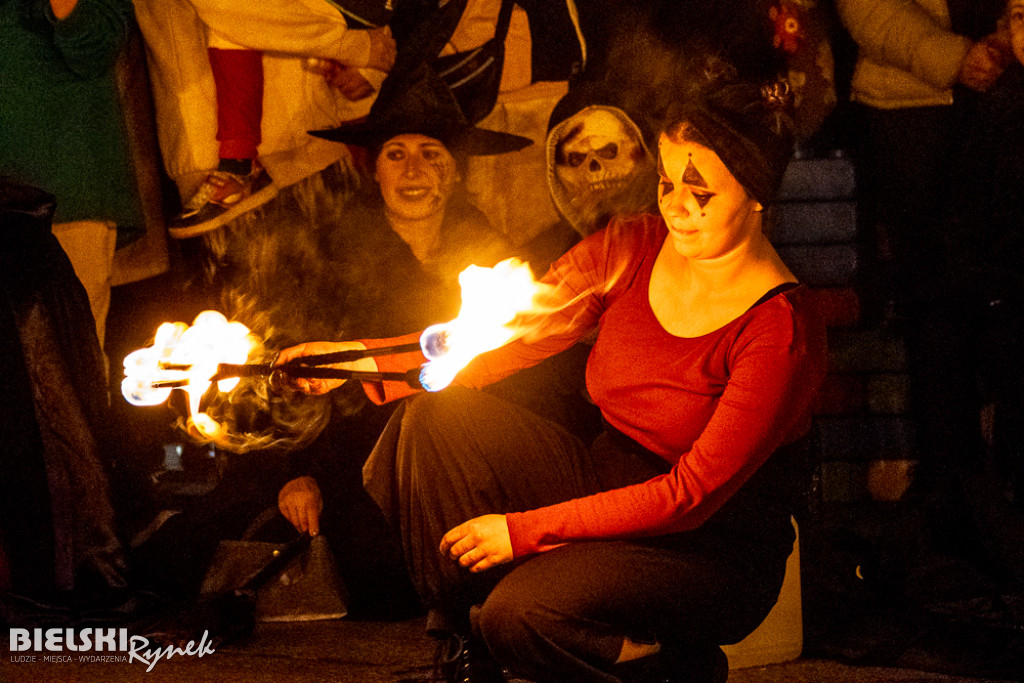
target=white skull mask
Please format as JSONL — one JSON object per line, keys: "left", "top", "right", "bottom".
{"left": 554, "top": 109, "right": 644, "bottom": 209}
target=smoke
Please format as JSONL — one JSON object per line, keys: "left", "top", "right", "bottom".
{"left": 176, "top": 160, "right": 385, "bottom": 454}
{"left": 589, "top": 1, "right": 785, "bottom": 145}
{"left": 175, "top": 356, "right": 332, "bottom": 456}
{"left": 204, "top": 161, "right": 368, "bottom": 348}
{"left": 170, "top": 150, "right": 521, "bottom": 453}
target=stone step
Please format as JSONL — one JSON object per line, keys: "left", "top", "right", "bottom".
{"left": 816, "top": 415, "right": 916, "bottom": 462}
{"left": 819, "top": 460, "right": 869, "bottom": 502}
{"left": 828, "top": 327, "right": 908, "bottom": 374}
{"left": 767, "top": 201, "right": 858, "bottom": 245}
{"left": 867, "top": 373, "right": 911, "bottom": 416}
{"left": 777, "top": 244, "right": 859, "bottom": 287}
{"left": 778, "top": 156, "right": 857, "bottom": 201}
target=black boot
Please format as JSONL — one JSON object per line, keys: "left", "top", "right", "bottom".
{"left": 432, "top": 632, "right": 505, "bottom": 683}
{"left": 615, "top": 643, "right": 728, "bottom": 683}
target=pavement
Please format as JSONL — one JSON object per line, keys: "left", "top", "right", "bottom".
{"left": 3, "top": 615, "right": 1020, "bottom": 683}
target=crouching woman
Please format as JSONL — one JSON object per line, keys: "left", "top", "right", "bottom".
{"left": 276, "top": 76, "right": 827, "bottom": 683}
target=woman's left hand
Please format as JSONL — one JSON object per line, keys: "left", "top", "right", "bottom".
{"left": 440, "top": 515, "right": 512, "bottom": 573}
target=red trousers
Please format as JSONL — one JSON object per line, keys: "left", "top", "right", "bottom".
{"left": 207, "top": 47, "right": 263, "bottom": 160}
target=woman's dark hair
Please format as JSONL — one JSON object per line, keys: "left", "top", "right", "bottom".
{"left": 663, "top": 120, "right": 715, "bottom": 151}
{"left": 662, "top": 63, "right": 796, "bottom": 205}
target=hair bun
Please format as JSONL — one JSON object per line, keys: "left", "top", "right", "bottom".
{"left": 761, "top": 79, "right": 793, "bottom": 111}
{"left": 665, "top": 70, "right": 796, "bottom": 205}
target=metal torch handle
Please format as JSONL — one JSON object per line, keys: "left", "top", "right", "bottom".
{"left": 287, "top": 341, "right": 423, "bottom": 366}
{"left": 210, "top": 363, "right": 421, "bottom": 386}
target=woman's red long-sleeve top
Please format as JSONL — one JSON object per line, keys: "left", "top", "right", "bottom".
{"left": 361, "top": 214, "right": 828, "bottom": 558}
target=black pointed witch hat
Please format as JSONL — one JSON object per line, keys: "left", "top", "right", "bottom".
{"left": 309, "top": 62, "right": 532, "bottom": 156}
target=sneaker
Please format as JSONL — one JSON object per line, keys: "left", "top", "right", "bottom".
{"left": 168, "top": 160, "right": 278, "bottom": 239}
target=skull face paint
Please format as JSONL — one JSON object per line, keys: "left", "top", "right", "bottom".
{"left": 550, "top": 107, "right": 652, "bottom": 235}
{"left": 375, "top": 134, "right": 459, "bottom": 223}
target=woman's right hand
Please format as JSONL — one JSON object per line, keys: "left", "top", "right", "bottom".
{"left": 322, "top": 61, "right": 375, "bottom": 101}
{"left": 273, "top": 341, "right": 376, "bottom": 395}
{"left": 958, "top": 39, "right": 1007, "bottom": 92}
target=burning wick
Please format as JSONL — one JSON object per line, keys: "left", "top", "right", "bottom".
{"left": 121, "top": 311, "right": 259, "bottom": 439}
{"left": 420, "top": 324, "right": 450, "bottom": 361}
{"left": 417, "top": 258, "right": 544, "bottom": 392}
{"left": 123, "top": 257, "right": 545, "bottom": 434}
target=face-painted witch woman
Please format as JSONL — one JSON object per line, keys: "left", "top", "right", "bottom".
{"left": 140, "top": 67, "right": 537, "bottom": 622}
{"left": 252, "top": 70, "right": 534, "bottom": 600}
{"left": 199, "top": 65, "right": 534, "bottom": 446}
{"left": 276, "top": 71, "right": 827, "bottom": 683}
{"left": 304, "top": 65, "right": 534, "bottom": 337}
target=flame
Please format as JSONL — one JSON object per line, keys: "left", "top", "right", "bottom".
{"left": 419, "top": 258, "right": 546, "bottom": 391}
{"left": 121, "top": 310, "right": 259, "bottom": 438}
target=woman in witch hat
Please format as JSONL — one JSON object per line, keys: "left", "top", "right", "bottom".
{"left": 131, "top": 66, "right": 536, "bottom": 625}
{"left": 308, "top": 62, "right": 533, "bottom": 294}
{"left": 264, "top": 66, "right": 535, "bottom": 620}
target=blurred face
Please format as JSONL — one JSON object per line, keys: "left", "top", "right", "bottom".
{"left": 656, "top": 132, "right": 762, "bottom": 260}
{"left": 1010, "top": 0, "right": 1024, "bottom": 66}
{"left": 375, "top": 134, "right": 458, "bottom": 222}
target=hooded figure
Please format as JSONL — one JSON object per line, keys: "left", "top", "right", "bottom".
{"left": 0, "top": 178, "right": 128, "bottom": 606}
{"left": 545, "top": 86, "right": 658, "bottom": 239}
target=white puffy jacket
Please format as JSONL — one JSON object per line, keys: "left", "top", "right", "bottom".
{"left": 836, "top": 0, "right": 973, "bottom": 109}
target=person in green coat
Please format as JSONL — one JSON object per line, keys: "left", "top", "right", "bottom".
{"left": 0, "top": 0, "right": 143, "bottom": 346}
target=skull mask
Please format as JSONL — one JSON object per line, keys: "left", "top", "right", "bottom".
{"left": 549, "top": 106, "right": 652, "bottom": 235}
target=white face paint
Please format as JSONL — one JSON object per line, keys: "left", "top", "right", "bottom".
{"left": 553, "top": 109, "right": 645, "bottom": 216}
{"left": 1009, "top": 0, "right": 1024, "bottom": 66}
{"left": 657, "top": 133, "right": 762, "bottom": 261}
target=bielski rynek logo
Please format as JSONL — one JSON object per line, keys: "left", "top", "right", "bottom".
{"left": 9, "top": 627, "right": 216, "bottom": 671}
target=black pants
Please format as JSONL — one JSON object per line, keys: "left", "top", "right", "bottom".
{"left": 855, "top": 104, "right": 989, "bottom": 559}
{"left": 363, "top": 387, "right": 791, "bottom": 682}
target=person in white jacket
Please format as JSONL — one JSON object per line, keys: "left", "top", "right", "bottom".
{"left": 133, "top": 0, "right": 396, "bottom": 239}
